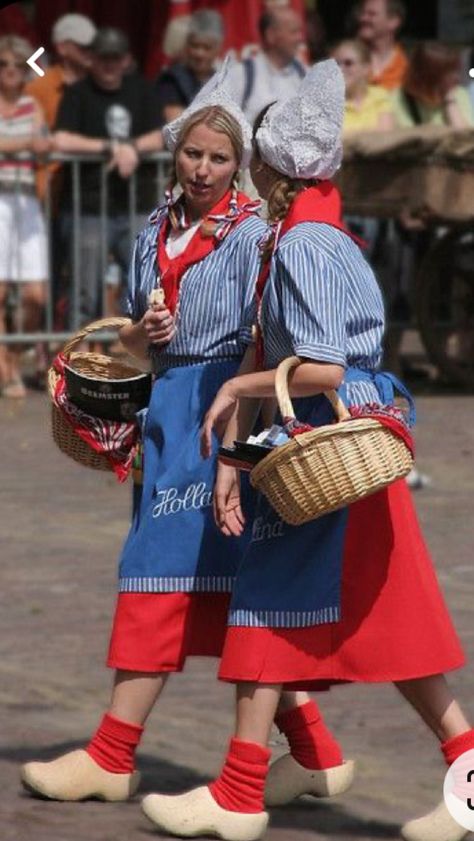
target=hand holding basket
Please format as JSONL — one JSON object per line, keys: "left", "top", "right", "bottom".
{"left": 250, "top": 357, "right": 413, "bottom": 525}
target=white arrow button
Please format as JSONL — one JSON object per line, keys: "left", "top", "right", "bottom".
{"left": 27, "top": 47, "right": 45, "bottom": 77}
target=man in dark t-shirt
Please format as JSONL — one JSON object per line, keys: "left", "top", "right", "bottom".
{"left": 53, "top": 27, "right": 163, "bottom": 322}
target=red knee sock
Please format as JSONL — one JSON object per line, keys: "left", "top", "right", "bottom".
{"left": 209, "top": 738, "right": 271, "bottom": 814}
{"left": 441, "top": 728, "right": 474, "bottom": 766}
{"left": 86, "top": 713, "right": 144, "bottom": 774}
{"left": 275, "top": 700, "right": 343, "bottom": 770}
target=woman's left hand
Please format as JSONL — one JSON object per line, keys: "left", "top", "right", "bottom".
{"left": 213, "top": 464, "right": 245, "bottom": 537}
{"left": 200, "top": 382, "right": 238, "bottom": 459}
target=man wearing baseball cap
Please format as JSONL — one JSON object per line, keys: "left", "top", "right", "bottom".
{"left": 26, "top": 13, "right": 97, "bottom": 129}
{"left": 53, "top": 27, "right": 163, "bottom": 322}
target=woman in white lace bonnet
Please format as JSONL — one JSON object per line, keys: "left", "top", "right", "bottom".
{"left": 19, "top": 60, "right": 270, "bottom": 803}
{"left": 20, "top": 56, "right": 348, "bottom": 817}
{"left": 142, "top": 59, "right": 474, "bottom": 841}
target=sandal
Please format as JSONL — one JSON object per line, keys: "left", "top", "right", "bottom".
{"left": 2, "top": 377, "right": 27, "bottom": 399}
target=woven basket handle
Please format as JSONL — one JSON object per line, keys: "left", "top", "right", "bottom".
{"left": 61, "top": 316, "right": 132, "bottom": 358}
{"left": 275, "top": 356, "right": 351, "bottom": 422}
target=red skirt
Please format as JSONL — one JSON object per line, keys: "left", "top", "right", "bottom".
{"left": 107, "top": 592, "right": 231, "bottom": 673}
{"left": 218, "top": 481, "right": 465, "bottom": 689}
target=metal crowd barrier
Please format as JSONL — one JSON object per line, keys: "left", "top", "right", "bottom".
{"left": 0, "top": 151, "right": 173, "bottom": 344}
{"left": 5, "top": 147, "right": 470, "bottom": 386}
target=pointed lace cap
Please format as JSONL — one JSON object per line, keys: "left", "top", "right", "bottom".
{"left": 255, "top": 58, "right": 345, "bottom": 180}
{"left": 162, "top": 56, "right": 253, "bottom": 168}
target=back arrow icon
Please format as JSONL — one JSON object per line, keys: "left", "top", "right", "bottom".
{"left": 27, "top": 47, "right": 45, "bottom": 77}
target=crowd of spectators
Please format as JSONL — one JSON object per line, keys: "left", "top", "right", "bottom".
{"left": 331, "top": 0, "right": 474, "bottom": 379}
{"left": 155, "top": 10, "right": 224, "bottom": 125}
{"left": 0, "top": 0, "right": 473, "bottom": 398}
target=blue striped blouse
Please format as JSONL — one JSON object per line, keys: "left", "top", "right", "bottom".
{"left": 260, "top": 222, "right": 386, "bottom": 406}
{"left": 126, "top": 211, "right": 267, "bottom": 372}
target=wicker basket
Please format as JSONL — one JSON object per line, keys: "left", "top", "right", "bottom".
{"left": 48, "top": 316, "right": 149, "bottom": 472}
{"left": 250, "top": 357, "right": 413, "bottom": 525}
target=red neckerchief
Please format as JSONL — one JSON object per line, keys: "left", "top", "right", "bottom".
{"left": 255, "top": 181, "right": 365, "bottom": 368}
{"left": 157, "top": 190, "right": 258, "bottom": 315}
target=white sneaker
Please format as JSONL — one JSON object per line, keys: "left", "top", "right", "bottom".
{"left": 406, "top": 468, "right": 431, "bottom": 490}
{"left": 142, "top": 785, "right": 269, "bottom": 841}
{"left": 265, "top": 754, "right": 355, "bottom": 806}
{"left": 20, "top": 749, "right": 140, "bottom": 801}
{"left": 401, "top": 799, "right": 469, "bottom": 841}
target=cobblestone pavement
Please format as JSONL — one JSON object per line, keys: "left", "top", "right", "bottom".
{"left": 0, "top": 388, "right": 473, "bottom": 841}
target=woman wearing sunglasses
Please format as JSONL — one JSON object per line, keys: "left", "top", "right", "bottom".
{"left": 0, "top": 35, "right": 50, "bottom": 398}
{"left": 331, "top": 38, "right": 396, "bottom": 133}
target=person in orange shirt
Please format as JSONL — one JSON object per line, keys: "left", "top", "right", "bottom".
{"left": 26, "top": 13, "right": 96, "bottom": 129}
{"left": 355, "top": 0, "right": 408, "bottom": 91}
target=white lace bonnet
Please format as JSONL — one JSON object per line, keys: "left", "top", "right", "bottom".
{"left": 255, "top": 58, "right": 345, "bottom": 180}
{"left": 162, "top": 56, "right": 253, "bottom": 168}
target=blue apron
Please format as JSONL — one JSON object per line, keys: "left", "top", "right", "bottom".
{"left": 119, "top": 359, "right": 253, "bottom": 593}
{"left": 227, "top": 367, "right": 415, "bottom": 628}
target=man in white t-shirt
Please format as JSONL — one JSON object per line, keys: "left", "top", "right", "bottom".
{"left": 228, "top": 7, "right": 306, "bottom": 128}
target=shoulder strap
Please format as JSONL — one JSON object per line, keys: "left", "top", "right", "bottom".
{"left": 166, "top": 63, "right": 196, "bottom": 105}
{"left": 290, "top": 58, "right": 306, "bottom": 78}
{"left": 242, "top": 58, "right": 255, "bottom": 111}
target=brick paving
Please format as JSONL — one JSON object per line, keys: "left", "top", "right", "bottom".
{"left": 0, "top": 388, "right": 473, "bottom": 841}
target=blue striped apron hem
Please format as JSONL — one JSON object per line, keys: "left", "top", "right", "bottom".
{"left": 119, "top": 575, "right": 235, "bottom": 593}
{"left": 227, "top": 605, "right": 341, "bottom": 628}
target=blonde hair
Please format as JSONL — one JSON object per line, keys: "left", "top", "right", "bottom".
{"left": 331, "top": 37, "right": 371, "bottom": 65}
{"left": 258, "top": 176, "right": 314, "bottom": 261}
{"left": 163, "top": 16, "right": 191, "bottom": 60}
{"left": 267, "top": 177, "right": 311, "bottom": 223}
{"left": 252, "top": 104, "right": 316, "bottom": 257}
{"left": 169, "top": 105, "right": 243, "bottom": 235}
{"left": 0, "top": 35, "right": 33, "bottom": 64}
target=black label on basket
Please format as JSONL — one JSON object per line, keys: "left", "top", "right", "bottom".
{"left": 65, "top": 367, "right": 152, "bottom": 422}
{"left": 80, "top": 385, "right": 133, "bottom": 400}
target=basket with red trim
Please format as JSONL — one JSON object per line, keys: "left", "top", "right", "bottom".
{"left": 250, "top": 356, "right": 413, "bottom": 525}
{"left": 47, "top": 317, "right": 151, "bottom": 474}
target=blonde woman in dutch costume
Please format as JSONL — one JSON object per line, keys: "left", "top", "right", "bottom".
{"left": 141, "top": 61, "right": 474, "bottom": 841}
{"left": 20, "top": 60, "right": 352, "bottom": 811}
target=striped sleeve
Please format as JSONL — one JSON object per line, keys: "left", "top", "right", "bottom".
{"left": 125, "top": 224, "right": 158, "bottom": 321}
{"left": 275, "top": 237, "right": 347, "bottom": 366}
{"left": 239, "top": 303, "right": 257, "bottom": 345}
{"left": 235, "top": 216, "right": 266, "bottom": 345}
{"left": 125, "top": 235, "right": 143, "bottom": 320}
